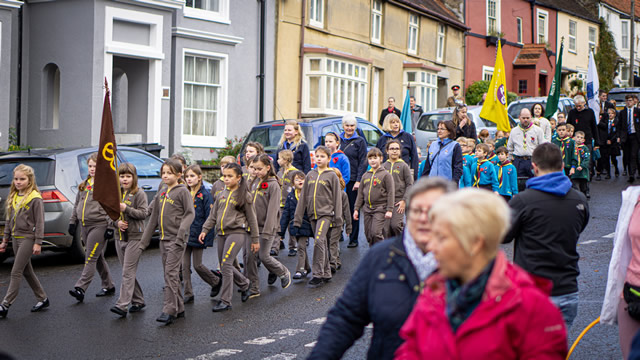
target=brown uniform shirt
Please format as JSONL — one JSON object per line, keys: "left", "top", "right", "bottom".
{"left": 211, "top": 179, "right": 225, "bottom": 201}
{"left": 4, "top": 191, "right": 44, "bottom": 245}
{"left": 355, "top": 167, "right": 395, "bottom": 212}
{"left": 70, "top": 178, "right": 110, "bottom": 227}
{"left": 202, "top": 188, "right": 260, "bottom": 243}
{"left": 116, "top": 189, "right": 148, "bottom": 242}
{"left": 141, "top": 183, "right": 195, "bottom": 247}
{"left": 293, "top": 168, "right": 342, "bottom": 226}
{"left": 277, "top": 165, "right": 298, "bottom": 207}
{"left": 252, "top": 176, "right": 281, "bottom": 237}
{"left": 383, "top": 159, "right": 414, "bottom": 202}
{"left": 332, "top": 191, "right": 352, "bottom": 234}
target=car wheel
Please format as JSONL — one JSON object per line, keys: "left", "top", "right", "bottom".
{"left": 67, "top": 226, "right": 86, "bottom": 263}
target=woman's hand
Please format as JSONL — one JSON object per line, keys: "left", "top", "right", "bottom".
{"left": 251, "top": 243, "right": 260, "bottom": 254}
{"left": 353, "top": 210, "right": 359, "bottom": 221}
{"left": 459, "top": 116, "right": 467, "bottom": 127}
{"left": 353, "top": 181, "right": 360, "bottom": 190}
{"left": 198, "top": 232, "right": 207, "bottom": 243}
{"left": 396, "top": 200, "right": 406, "bottom": 214}
{"left": 32, "top": 244, "right": 41, "bottom": 255}
{"left": 0, "top": 241, "right": 7, "bottom": 253}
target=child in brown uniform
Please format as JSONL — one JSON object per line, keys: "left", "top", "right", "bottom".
{"left": 109, "top": 163, "right": 149, "bottom": 317}
{"left": 328, "top": 169, "right": 352, "bottom": 273}
{"left": 243, "top": 142, "right": 264, "bottom": 183}
{"left": 140, "top": 159, "right": 195, "bottom": 325}
{"left": 68, "top": 153, "right": 116, "bottom": 302}
{"left": 245, "top": 155, "right": 292, "bottom": 298}
{"left": 276, "top": 149, "right": 298, "bottom": 256}
{"left": 354, "top": 148, "right": 394, "bottom": 246}
{"left": 294, "top": 146, "right": 342, "bottom": 288}
{"left": 199, "top": 163, "right": 260, "bottom": 312}
{"left": 0, "top": 165, "right": 49, "bottom": 318}
{"left": 212, "top": 156, "right": 236, "bottom": 201}
{"left": 383, "top": 140, "right": 413, "bottom": 237}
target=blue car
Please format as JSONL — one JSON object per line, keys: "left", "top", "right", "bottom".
{"left": 241, "top": 116, "right": 384, "bottom": 164}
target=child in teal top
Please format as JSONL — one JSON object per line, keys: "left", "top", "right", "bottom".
{"left": 551, "top": 123, "right": 577, "bottom": 177}
{"left": 571, "top": 131, "right": 591, "bottom": 199}
{"left": 471, "top": 144, "right": 499, "bottom": 192}
{"left": 495, "top": 147, "right": 518, "bottom": 200}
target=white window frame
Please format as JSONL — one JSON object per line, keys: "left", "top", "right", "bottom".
{"left": 622, "top": 20, "right": 630, "bottom": 50}
{"left": 436, "top": 23, "right": 445, "bottom": 62}
{"left": 183, "top": 0, "right": 230, "bottom": 25}
{"left": 482, "top": 66, "right": 494, "bottom": 82}
{"left": 536, "top": 9, "right": 548, "bottom": 44}
{"left": 516, "top": 17, "right": 523, "bottom": 44}
{"left": 588, "top": 26, "right": 596, "bottom": 49}
{"left": 403, "top": 70, "right": 438, "bottom": 111}
{"left": 568, "top": 20, "right": 577, "bottom": 53}
{"left": 486, "top": 0, "right": 500, "bottom": 35}
{"left": 309, "top": 0, "right": 324, "bottom": 28}
{"left": 407, "top": 14, "right": 419, "bottom": 55}
{"left": 371, "top": 0, "right": 383, "bottom": 44}
{"left": 302, "top": 55, "right": 368, "bottom": 118}
{"left": 181, "top": 49, "right": 228, "bottom": 148}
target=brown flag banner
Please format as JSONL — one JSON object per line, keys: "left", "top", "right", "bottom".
{"left": 93, "top": 78, "right": 121, "bottom": 221}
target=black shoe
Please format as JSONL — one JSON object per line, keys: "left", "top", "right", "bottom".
{"left": 288, "top": 248, "right": 297, "bottom": 257}
{"left": 347, "top": 242, "right": 358, "bottom": 248}
{"left": 212, "top": 302, "right": 232, "bottom": 312}
{"left": 96, "top": 287, "right": 115, "bottom": 297}
{"left": 336, "top": 264, "right": 342, "bottom": 270}
{"left": 330, "top": 267, "right": 336, "bottom": 274}
{"left": 156, "top": 312, "right": 175, "bottom": 325}
{"left": 293, "top": 271, "right": 303, "bottom": 280}
{"left": 241, "top": 289, "right": 250, "bottom": 302}
{"left": 605, "top": 174, "right": 612, "bottom": 179}
{"left": 270, "top": 249, "right": 278, "bottom": 257}
{"left": 69, "top": 287, "right": 85, "bottom": 302}
{"left": 129, "top": 303, "right": 145, "bottom": 313}
{"left": 0, "top": 304, "right": 8, "bottom": 318}
{"left": 307, "top": 277, "right": 324, "bottom": 288}
{"left": 184, "top": 295, "right": 194, "bottom": 304}
{"left": 629, "top": 176, "right": 636, "bottom": 183}
{"left": 110, "top": 306, "right": 127, "bottom": 318}
{"left": 177, "top": 311, "right": 185, "bottom": 318}
{"left": 210, "top": 270, "right": 223, "bottom": 297}
{"left": 323, "top": 277, "right": 332, "bottom": 283}
{"left": 280, "top": 240, "right": 285, "bottom": 250}
{"left": 31, "top": 298, "right": 49, "bottom": 312}
{"left": 268, "top": 272, "right": 278, "bottom": 285}
{"left": 281, "top": 271, "right": 291, "bottom": 289}
{"left": 595, "top": 174, "right": 602, "bottom": 181}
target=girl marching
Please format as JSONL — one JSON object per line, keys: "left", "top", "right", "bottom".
{"left": 0, "top": 165, "right": 49, "bottom": 318}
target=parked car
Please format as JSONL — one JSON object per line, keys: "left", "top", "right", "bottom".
{"left": 241, "top": 116, "right": 384, "bottom": 165}
{"left": 414, "top": 106, "right": 517, "bottom": 155}
{"left": 0, "top": 146, "right": 165, "bottom": 263}
{"left": 507, "top": 96, "right": 575, "bottom": 121}
{"left": 608, "top": 87, "right": 640, "bottom": 110}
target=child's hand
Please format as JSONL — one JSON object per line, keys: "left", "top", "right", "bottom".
{"left": 251, "top": 243, "right": 260, "bottom": 254}
{"left": 353, "top": 181, "right": 360, "bottom": 190}
{"left": 119, "top": 202, "right": 127, "bottom": 212}
{"left": 396, "top": 200, "right": 406, "bottom": 214}
{"left": 577, "top": 166, "right": 583, "bottom": 171}
{"left": 32, "top": 243, "right": 41, "bottom": 255}
{"left": 0, "top": 241, "right": 6, "bottom": 253}
{"left": 385, "top": 211, "right": 393, "bottom": 219}
{"left": 117, "top": 220, "right": 128, "bottom": 231}
{"left": 198, "top": 232, "right": 206, "bottom": 243}
{"left": 569, "top": 168, "right": 575, "bottom": 176}
{"left": 353, "top": 210, "right": 359, "bottom": 221}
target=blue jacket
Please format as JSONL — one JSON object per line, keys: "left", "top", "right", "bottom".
{"left": 421, "top": 139, "right": 463, "bottom": 184}
{"left": 187, "top": 186, "right": 214, "bottom": 248}
{"left": 322, "top": 151, "right": 351, "bottom": 184}
{"left": 417, "top": 159, "right": 426, "bottom": 180}
{"left": 487, "top": 153, "right": 499, "bottom": 165}
{"left": 279, "top": 190, "right": 313, "bottom": 238}
{"left": 340, "top": 132, "right": 368, "bottom": 183}
{"left": 459, "top": 165, "right": 472, "bottom": 188}
{"left": 275, "top": 140, "right": 311, "bottom": 174}
{"left": 308, "top": 235, "right": 422, "bottom": 360}
{"left": 462, "top": 153, "right": 476, "bottom": 171}
{"left": 497, "top": 161, "right": 518, "bottom": 197}
{"left": 472, "top": 159, "right": 499, "bottom": 192}
{"left": 375, "top": 130, "right": 419, "bottom": 179}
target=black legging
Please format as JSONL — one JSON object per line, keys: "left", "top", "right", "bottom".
{"left": 346, "top": 181, "right": 359, "bottom": 245}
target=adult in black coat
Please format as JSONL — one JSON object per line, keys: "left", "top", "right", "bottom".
{"left": 452, "top": 105, "right": 477, "bottom": 140}
{"left": 618, "top": 94, "right": 640, "bottom": 182}
{"left": 376, "top": 113, "right": 419, "bottom": 179}
{"left": 378, "top": 97, "right": 401, "bottom": 127}
{"left": 308, "top": 178, "right": 456, "bottom": 360}
{"left": 567, "top": 95, "right": 600, "bottom": 176}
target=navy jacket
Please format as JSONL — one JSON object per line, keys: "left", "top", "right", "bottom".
{"left": 187, "top": 187, "right": 214, "bottom": 248}
{"left": 340, "top": 132, "right": 368, "bottom": 183}
{"left": 308, "top": 235, "right": 422, "bottom": 360}
{"left": 279, "top": 190, "right": 313, "bottom": 238}
{"left": 376, "top": 130, "right": 419, "bottom": 179}
{"left": 274, "top": 140, "right": 311, "bottom": 174}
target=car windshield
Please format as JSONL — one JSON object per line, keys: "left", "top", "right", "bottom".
{"left": 0, "top": 159, "right": 55, "bottom": 186}
{"left": 246, "top": 125, "right": 314, "bottom": 152}
{"left": 119, "top": 150, "right": 164, "bottom": 178}
{"left": 417, "top": 113, "right": 453, "bottom": 131}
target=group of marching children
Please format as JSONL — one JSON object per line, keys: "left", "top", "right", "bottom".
{"left": 550, "top": 119, "right": 591, "bottom": 197}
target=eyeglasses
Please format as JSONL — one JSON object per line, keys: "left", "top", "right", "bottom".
{"left": 408, "top": 207, "right": 430, "bottom": 219}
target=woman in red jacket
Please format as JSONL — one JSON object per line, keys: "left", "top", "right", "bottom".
{"left": 396, "top": 188, "right": 567, "bottom": 360}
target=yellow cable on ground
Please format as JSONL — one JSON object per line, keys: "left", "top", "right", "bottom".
{"left": 567, "top": 317, "right": 600, "bottom": 360}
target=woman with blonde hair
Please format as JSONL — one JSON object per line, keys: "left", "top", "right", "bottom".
{"left": 0, "top": 164, "right": 49, "bottom": 318}
{"left": 396, "top": 188, "right": 567, "bottom": 359}
{"left": 452, "top": 105, "right": 477, "bottom": 140}
{"left": 274, "top": 120, "right": 311, "bottom": 174}
{"left": 375, "top": 113, "right": 419, "bottom": 179}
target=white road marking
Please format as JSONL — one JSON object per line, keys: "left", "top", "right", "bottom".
{"left": 210, "top": 342, "right": 219, "bottom": 345}
{"left": 603, "top": 232, "right": 615, "bottom": 239}
{"left": 305, "top": 317, "right": 326, "bottom": 325}
{"left": 273, "top": 329, "right": 305, "bottom": 338}
{"left": 244, "top": 337, "right": 276, "bottom": 345}
{"left": 579, "top": 240, "right": 598, "bottom": 245}
{"left": 304, "top": 341, "right": 317, "bottom": 348}
{"left": 262, "top": 354, "right": 297, "bottom": 360}
{"left": 187, "top": 349, "right": 243, "bottom": 359}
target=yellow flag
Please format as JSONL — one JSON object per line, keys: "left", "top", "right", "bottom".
{"left": 480, "top": 41, "right": 510, "bottom": 132}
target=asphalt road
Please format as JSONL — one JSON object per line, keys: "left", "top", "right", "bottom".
{"left": 0, "top": 177, "right": 634, "bottom": 360}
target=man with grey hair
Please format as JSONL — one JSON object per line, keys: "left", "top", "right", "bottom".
{"left": 567, "top": 95, "right": 600, "bottom": 176}
{"left": 507, "top": 108, "right": 545, "bottom": 182}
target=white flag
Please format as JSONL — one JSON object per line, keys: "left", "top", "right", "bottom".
{"left": 586, "top": 50, "right": 599, "bottom": 121}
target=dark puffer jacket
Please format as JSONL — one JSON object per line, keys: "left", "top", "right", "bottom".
{"left": 279, "top": 190, "right": 313, "bottom": 238}
{"left": 187, "top": 186, "right": 214, "bottom": 248}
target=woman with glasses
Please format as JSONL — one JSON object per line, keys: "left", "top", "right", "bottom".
{"left": 376, "top": 113, "right": 419, "bottom": 180}
{"left": 308, "top": 178, "right": 455, "bottom": 360}
{"left": 420, "top": 120, "right": 463, "bottom": 185}
{"left": 452, "top": 105, "right": 477, "bottom": 141}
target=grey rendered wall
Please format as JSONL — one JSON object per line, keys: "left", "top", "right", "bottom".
{"left": 0, "top": 6, "right": 19, "bottom": 150}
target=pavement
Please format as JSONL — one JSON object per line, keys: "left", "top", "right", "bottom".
{"left": 0, "top": 175, "right": 634, "bottom": 359}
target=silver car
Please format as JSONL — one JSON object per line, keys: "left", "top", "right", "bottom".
{"left": 0, "top": 146, "right": 164, "bottom": 263}
{"left": 507, "top": 96, "right": 575, "bottom": 121}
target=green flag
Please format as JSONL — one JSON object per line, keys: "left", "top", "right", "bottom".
{"left": 544, "top": 42, "right": 563, "bottom": 119}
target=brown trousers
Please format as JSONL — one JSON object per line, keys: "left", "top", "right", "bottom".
{"left": 160, "top": 240, "right": 186, "bottom": 316}
{"left": 294, "top": 236, "right": 310, "bottom": 273}
{"left": 217, "top": 233, "right": 250, "bottom": 306}
{"left": 362, "top": 206, "right": 388, "bottom": 246}
{"left": 2, "top": 237, "right": 47, "bottom": 306}
{"left": 388, "top": 204, "right": 405, "bottom": 238}
{"left": 310, "top": 217, "right": 332, "bottom": 279}
{"left": 246, "top": 235, "right": 289, "bottom": 293}
{"left": 183, "top": 246, "right": 220, "bottom": 298}
{"left": 328, "top": 225, "right": 342, "bottom": 269}
{"left": 75, "top": 224, "right": 114, "bottom": 291}
{"left": 114, "top": 239, "right": 144, "bottom": 310}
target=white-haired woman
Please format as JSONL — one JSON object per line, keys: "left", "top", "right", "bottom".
{"left": 274, "top": 120, "right": 311, "bottom": 174}
{"left": 376, "top": 113, "right": 419, "bottom": 180}
{"left": 340, "top": 114, "right": 368, "bottom": 248}
{"left": 396, "top": 189, "right": 567, "bottom": 359}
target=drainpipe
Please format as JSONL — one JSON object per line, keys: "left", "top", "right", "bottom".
{"left": 16, "top": 5, "right": 23, "bottom": 145}
{"left": 530, "top": 0, "right": 535, "bottom": 44}
{"left": 631, "top": 0, "right": 636, "bottom": 84}
{"left": 297, "top": 0, "right": 306, "bottom": 119}
{"left": 258, "top": 0, "right": 266, "bottom": 123}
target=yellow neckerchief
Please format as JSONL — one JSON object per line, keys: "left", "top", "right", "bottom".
{"left": 558, "top": 136, "right": 571, "bottom": 160}
{"left": 190, "top": 184, "right": 201, "bottom": 201}
{"left": 295, "top": 188, "right": 300, "bottom": 201}
{"left": 11, "top": 190, "right": 42, "bottom": 212}
{"left": 473, "top": 159, "right": 488, "bottom": 187}
{"left": 85, "top": 177, "right": 94, "bottom": 191}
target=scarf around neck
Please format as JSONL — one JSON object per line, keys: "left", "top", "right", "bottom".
{"left": 445, "top": 258, "right": 495, "bottom": 332}
{"left": 403, "top": 227, "right": 438, "bottom": 282}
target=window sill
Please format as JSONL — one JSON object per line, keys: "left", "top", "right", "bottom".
{"left": 370, "top": 42, "right": 384, "bottom": 49}
{"left": 183, "top": 8, "right": 230, "bottom": 25}
{"left": 307, "top": 25, "right": 330, "bottom": 34}
{"left": 568, "top": 49, "right": 577, "bottom": 54}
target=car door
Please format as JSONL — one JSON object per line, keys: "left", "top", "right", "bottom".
{"left": 118, "top": 149, "right": 164, "bottom": 204}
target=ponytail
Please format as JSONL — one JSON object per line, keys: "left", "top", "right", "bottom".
{"left": 224, "top": 163, "right": 248, "bottom": 208}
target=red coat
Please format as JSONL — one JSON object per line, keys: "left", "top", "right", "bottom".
{"left": 395, "top": 251, "right": 567, "bottom": 360}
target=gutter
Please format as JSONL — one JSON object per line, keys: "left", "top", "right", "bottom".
{"left": 297, "top": 0, "right": 306, "bottom": 119}
{"left": 390, "top": 0, "right": 469, "bottom": 31}
{"left": 16, "top": 4, "right": 23, "bottom": 145}
{"left": 258, "top": 0, "right": 266, "bottom": 123}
